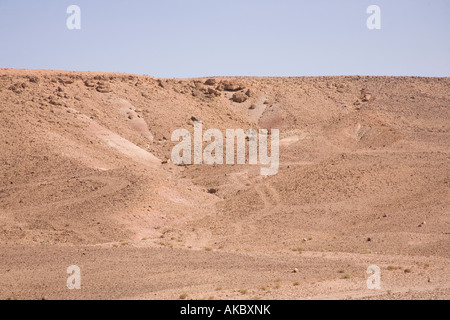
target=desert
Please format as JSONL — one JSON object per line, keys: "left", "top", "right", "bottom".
{"left": 0, "top": 68, "right": 449, "bottom": 300}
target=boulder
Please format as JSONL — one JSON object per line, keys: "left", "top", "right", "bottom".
{"left": 220, "top": 80, "right": 244, "bottom": 92}
{"left": 208, "top": 88, "right": 221, "bottom": 97}
{"left": 84, "top": 80, "right": 97, "bottom": 88}
{"left": 232, "top": 92, "right": 248, "bottom": 103}
{"left": 96, "top": 83, "right": 112, "bottom": 93}
{"left": 204, "top": 79, "right": 217, "bottom": 86}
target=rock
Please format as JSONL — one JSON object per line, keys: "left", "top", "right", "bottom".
{"left": 215, "top": 83, "right": 224, "bottom": 91}
{"left": 360, "top": 89, "right": 373, "bottom": 102}
{"left": 96, "top": 84, "right": 112, "bottom": 93}
{"left": 207, "top": 88, "right": 221, "bottom": 97}
{"left": 207, "top": 188, "right": 218, "bottom": 194}
{"left": 293, "top": 268, "right": 299, "bottom": 273}
{"left": 194, "top": 81, "right": 206, "bottom": 91}
{"left": 190, "top": 81, "right": 209, "bottom": 96}
{"left": 8, "top": 82, "right": 27, "bottom": 94}
{"left": 28, "top": 76, "right": 40, "bottom": 84}
{"left": 84, "top": 80, "right": 97, "bottom": 88}
{"left": 245, "top": 89, "right": 252, "bottom": 97}
{"left": 49, "top": 97, "right": 61, "bottom": 106}
{"left": 60, "top": 78, "right": 74, "bottom": 85}
{"left": 362, "top": 93, "right": 372, "bottom": 102}
{"left": 204, "top": 79, "right": 217, "bottom": 86}
{"left": 249, "top": 104, "right": 256, "bottom": 110}
{"left": 232, "top": 92, "right": 248, "bottom": 103}
{"left": 220, "top": 80, "right": 244, "bottom": 92}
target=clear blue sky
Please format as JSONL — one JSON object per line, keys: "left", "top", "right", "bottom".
{"left": 0, "top": 0, "right": 449, "bottom": 78}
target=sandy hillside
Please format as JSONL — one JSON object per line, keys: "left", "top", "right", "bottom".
{"left": 0, "top": 69, "right": 449, "bottom": 300}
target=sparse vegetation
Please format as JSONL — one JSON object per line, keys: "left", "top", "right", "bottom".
{"left": 179, "top": 293, "right": 188, "bottom": 300}
{"left": 291, "top": 247, "right": 303, "bottom": 253}
{"left": 341, "top": 274, "right": 351, "bottom": 279}
{"left": 387, "top": 266, "right": 401, "bottom": 271}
